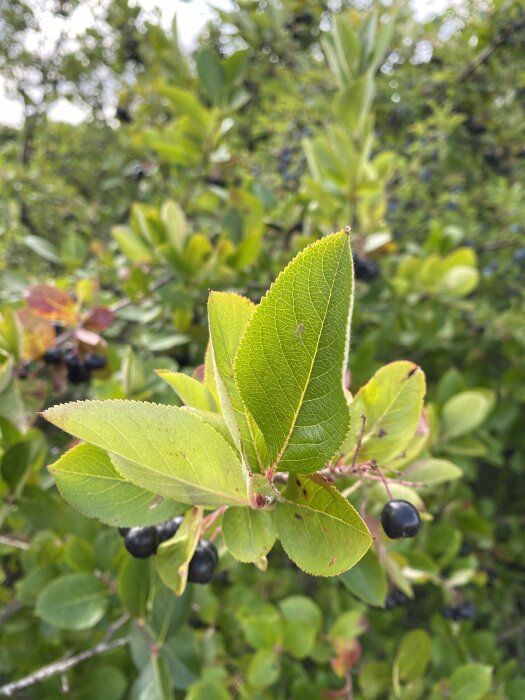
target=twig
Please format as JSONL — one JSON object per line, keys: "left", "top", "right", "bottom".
{"left": 351, "top": 415, "right": 367, "bottom": 471}
{"left": 209, "top": 526, "right": 222, "bottom": 543}
{"left": 0, "top": 601, "right": 23, "bottom": 626}
{"left": 102, "top": 613, "right": 130, "bottom": 642}
{"left": 458, "top": 13, "right": 525, "bottom": 81}
{"left": 0, "top": 535, "right": 30, "bottom": 551}
{"left": 133, "top": 618, "right": 159, "bottom": 656}
{"left": 371, "top": 461, "right": 394, "bottom": 501}
{"left": 356, "top": 473, "right": 426, "bottom": 489}
{"left": 360, "top": 477, "right": 367, "bottom": 518}
{"left": 479, "top": 236, "right": 520, "bottom": 253}
{"left": 110, "top": 273, "right": 175, "bottom": 313}
{"left": 0, "top": 636, "right": 129, "bottom": 697}
{"left": 202, "top": 506, "right": 227, "bottom": 533}
{"left": 498, "top": 620, "right": 525, "bottom": 642}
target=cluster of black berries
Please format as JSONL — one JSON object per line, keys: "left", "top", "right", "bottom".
{"left": 352, "top": 253, "right": 379, "bottom": 282}
{"left": 118, "top": 517, "right": 218, "bottom": 584}
{"left": 385, "top": 589, "right": 411, "bottom": 609}
{"left": 443, "top": 601, "right": 477, "bottom": 622}
{"left": 381, "top": 500, "right": 421, "bottom": 539}
{"left": 43, "top": 348, "right": 107, "bottom": 385}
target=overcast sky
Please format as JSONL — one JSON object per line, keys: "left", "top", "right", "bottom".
{"left": 0, "top": 0, "right": 455, "bottom": 128}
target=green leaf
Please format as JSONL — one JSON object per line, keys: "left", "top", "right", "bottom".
{"left": 276, "top": 474, "right": 372, "bottom": 576}
{"left": 118, "top": 557, "right": 151, "bottom": 618}
{"left": 393, "top": 629, "right": 432, "bottom": 686}
{"left": 442, "top": 390, "right": 494, "bottom": 440}
{"left": 23, "top": 235, "right": 61, "bottom": 263}
{"left": 235, "top": 230, "right": 354, "bottom": 474}
{"left": 1, "top": 438, "right": 45, "bottom": 493}
{"left": 64, "top": 536, "right": 95, "bottom": 572}
{"left": 247, "top": 650, "right": 280, "bottom": 689}
{"left": 340, "top": 549, "right": 387, "bottom": 607}
{"left": 343, "top": 361, "right": 426, "bottom": 465}
{"left": 131, "top": 655, "right": 173, "bottom": 700}
{"left": 336, "top": 73, "right": 375, "bottom": 134}
{"left": 36, "top": 573, "right": 109, "bottom": 630}
{"left": 159, "top": 85, "right": 210, "bottom": 132}
{"left": 48, "top": 443, "right": 185, "bottom": 527}
{"left": 155, "top": 508, "right": 202, "bottom": 595}
{"left": 450, "top": 663, "right": 493, "bottom": 700}
{"left": 241, "top": 606, "right": 282, "bottom": 650}
{"left": 161, "top": 630, "right": 200, "bottom": 689}
{"left": 403, "top": 458, "right": 462, "bottom": 485}
{"left": 186, "top": 681, "right": 230, "bottom": 700}
{"left": 43, "top": 400, "right": 249, "bottom": 507}
{"left": 332, "top": 14, "right": 360, "bottom": 79}
{"left": 75, "top": 666, "right": 127, "bottom": 700}
{"left": 185, "top": 409, "right": 236, "bottom": 449}
{"left": 329, "top": 609, "right": 367, "bottom": 641}
{"left": 279, "top": 596, "right": 322, "bottom": 658}
{"left": 208, "top": 291, "right": 262, "bottom": 470}
{"left": 359, "top": 661, "right": 391, "bottom": 700}
{"left": 112, "top": 225, "right": 154, "bottom": 264}
{"left": 155, "top": 370, "right": 217, "bottom": 411}
{"left": 222, "top": 507, "right": 277, "bottom": 562}
{"left": 439, "top": 266, "right": 479, "bottom": 297}
{"left": 197, "top": 48, "right": 226, "bottom": 105}
{"left": 160, "top": 199, "right": 188, "bottom": 251}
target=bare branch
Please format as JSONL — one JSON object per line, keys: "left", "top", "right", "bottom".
{"left": 0, "top": 601, "right": 23, "bottom": 626}
{"left": 0, "top": 636, "right": 130, "bottom": 697}
{"left": 0, "top": 535, "right": 30, "bottom": 551}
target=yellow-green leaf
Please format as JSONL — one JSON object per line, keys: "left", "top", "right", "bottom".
{"left": 208, "top": 292, "right": 262, "bottom": 470}
{"left": 48, "top": 443, "right": 185, "bottom": 527}
{"left": 222, "top": 507, "right": 277, "bottom": 563}
{"left": 155, "top": 370, "right": 217, "bottom": 412}
{"left": 235, "top": 230, "right": 354, "bottom": 474}
{"left": 276, "top": 474, "right": 372, "bottom": 576}
{"left": 343, "top": 361, "right": 426, "bottom": 465}
{"left": 43, "top": 400, "right": 248, "bottom": 507}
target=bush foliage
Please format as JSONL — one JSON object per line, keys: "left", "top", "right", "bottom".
{"left": 0, "top": 1, "right": 524, "bottom": 698}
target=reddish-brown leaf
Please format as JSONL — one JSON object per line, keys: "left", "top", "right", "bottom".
{"left": 83, "top": 306, "right": 115, "bottom": 331}
{"left": 330, "top": 639, "right": 362, "bottom": 678}
{"left": 26, "top": 285, "right": 78, "bottom": 325}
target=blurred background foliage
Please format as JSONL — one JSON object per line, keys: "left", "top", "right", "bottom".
{"left": 0, "top": 0, "right": 524, "bottom": 698}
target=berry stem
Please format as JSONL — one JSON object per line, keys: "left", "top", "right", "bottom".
{"left": 371, "top": 460, "right": 394, "bottom": 501}
{"left": 202, "top": 506, "right": 227, "bottom": 534}
{"left": 351, "top": 414, "right": 367, "bottom": 471}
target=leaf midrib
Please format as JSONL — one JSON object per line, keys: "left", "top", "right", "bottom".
{"left": 112, "top": 452, "right": 248, "bottom": 506}
{"left": 283, "top": 498, "right": 369, "bottom": 538}
{"left": 272, "top": 240, "right": 348, "bottom": 470}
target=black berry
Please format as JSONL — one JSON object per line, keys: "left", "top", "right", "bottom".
{"left": 385, "top": 589, "right": 410, "bottom": 609}
{"left": 187, "top": 540, "right": 218, "bottom": 584}
{"left": 381, "top": 500, "right": 421, "bottom": 539}
{"left": 352, "top": 253, "right": 379, "bottom": 281}
{"left": 156, "top": 516, "right": 183, "bottom": 543}
{"left": 458, "top": 601, "right": 477, "bottom": 620}
{"left": 443, "top": 602, "right": 476, "bottom": 622}
{"left": 443, "top": 606, "right": 460, "bottom": 621}
{"left": 65, "top": 355, "right": 91, "bottom": 384}
{"left": 43, "top": 347, "right": 63, "bottom": 364}
{"left": 118, "top": 527, "right": 130, "bottom": 537}
{"left": 124, "top": 527, "right": 158, "bottom": 558}
{"left": 201, "top": 539, "right": 218, "bottom": 566}
{"left": 85, "top": 354, "right": 107, "bottom": 371}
